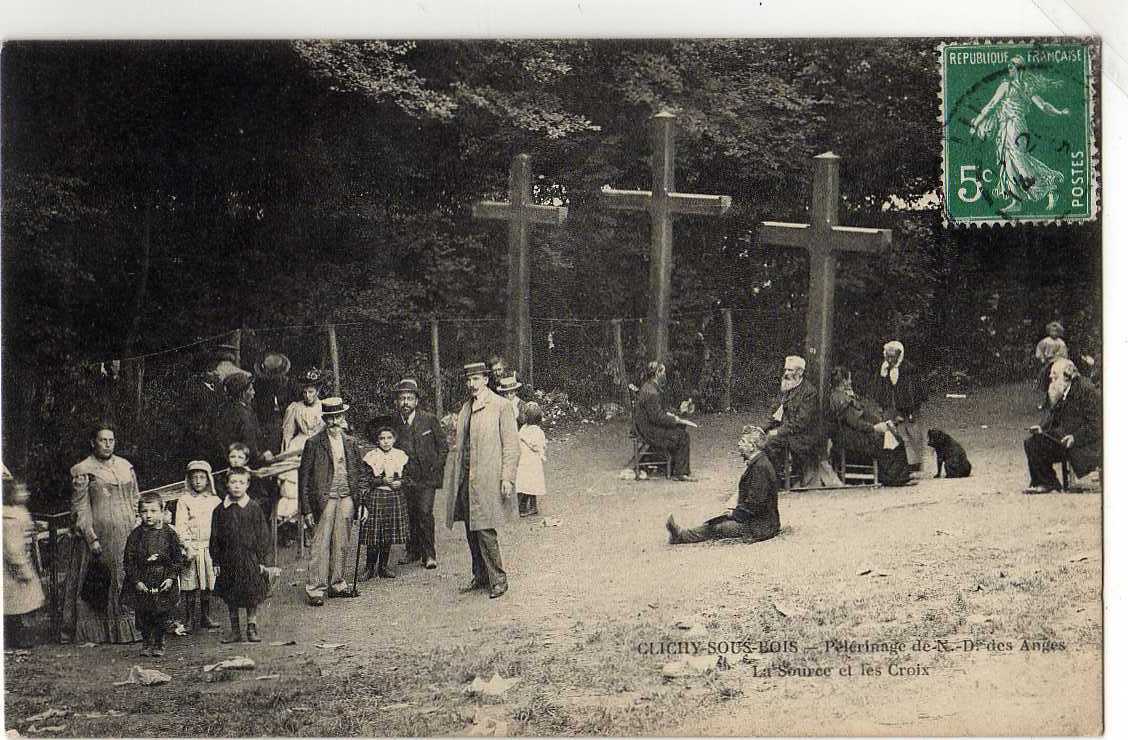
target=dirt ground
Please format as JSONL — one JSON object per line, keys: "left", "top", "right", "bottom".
{"left": 2, "top": 382, "right": 1103, "bottom": 736}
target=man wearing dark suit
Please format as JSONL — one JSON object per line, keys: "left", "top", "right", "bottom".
{"left": 633, "top": 361, "right": 695, "bottom": 481}
{"left": 391, "top": 378, "right": 449, "bottom": 569}
{"left": 298, "top": 398, "right": 366, "bottom": 605}
{"left": 764, "top": 355, "right": 823, "bottom": 486}
{"left": 1023, "top": 359, "right": 1102, "bottom": 493}
{"left": 666, "top": 425, "right": 780, "bottom": 544}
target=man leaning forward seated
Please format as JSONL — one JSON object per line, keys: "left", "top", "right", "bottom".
{"left": 1023, "top": 358, "right": 1101, "bottom": 494}
{"left": 826, "top": 366, "right": 911, "bottom": 486}
{"left": 665, "top": 425, "right": 780, "bottom": 545}
{"left": 633, "top": 361, "right": 695, "bottom": 482}
{"left": 763, "top": 355, "right": 823, "bottom": 487}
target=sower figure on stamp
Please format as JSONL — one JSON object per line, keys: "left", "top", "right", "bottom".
{"left": 633, "top": 361, "right": 696, "bottom": 482}
{"left": 443, "top": 362, "right": 520, "bottom": 599}
{"left": 665, "top": 426, "right": 780, "bottom": 545}
{"left": 1023, "top": 358, "right": 1101, "bottom": 494}
{"left": 391, "top": 378, "right": 448, "bottom": 570}
{"left": 298, "top": 397, "right": 365, "bottom": 606}
{"left": 763, "top": 356, "right": 823, "bottom": 487}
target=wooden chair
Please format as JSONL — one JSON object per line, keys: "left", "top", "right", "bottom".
{"left": 1060, "top": 458, "right": 1102, "bottom": 492}
{"left": 780, "top": 450, "right": 805, "bottom": 492}
{"left": 834, "top": 447, "right": 880, "bottom": 487}
{"left": 625, "top": 384, "right": 672, "bottom": 479}
{"left": 629, "top": 422, "right": 673, "bottom": 479}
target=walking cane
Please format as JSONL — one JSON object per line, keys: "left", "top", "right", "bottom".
{"left": 349, "top": 506, "right": 367, "bottom": 597}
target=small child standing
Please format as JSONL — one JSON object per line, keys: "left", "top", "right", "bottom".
{"left": 3, "top": 467, "right": 46, "bottom": 649}
{"left": 121, "top": 492, "right": 188, "bottom": 657}
{"left": 360, "top": 428, "right": 410, "bottom": 580}
{"left": 516, "top": 402, "right": 547, "bottom": 517}
{"left": 174, "top": 460, "right": 222, "bottom": 633}
{"left": 1035, "top": 321, "right": 1069, "bottom": 409}
{"left": 209, "top": 467, "right": 271, "bottom": 643}
{"left": 218, "top": 443, "right": 273, "bottom": 514}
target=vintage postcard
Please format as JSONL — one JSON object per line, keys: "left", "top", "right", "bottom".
{"left": 0, "top": 33, "right": 1105, "bottom": 737}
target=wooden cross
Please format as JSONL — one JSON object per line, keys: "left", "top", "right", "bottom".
{"left": 759, "top": 152, "right": 892, "bottom": 406}
{"left": 472, "top": 153, "right": 568, "bottom": 384}
{"left": 601, "top": 111, "right": 731, "bottom": 364}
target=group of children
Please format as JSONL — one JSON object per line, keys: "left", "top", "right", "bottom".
{"left": 122, "top": 462, "right": 274, "bottom": 655}
{"left": 2, "top": 369, "right": 552, "bottom": 654}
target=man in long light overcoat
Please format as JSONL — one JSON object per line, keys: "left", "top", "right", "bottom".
{"left": 444, "top": 362, "right": 519, "bottom": 599}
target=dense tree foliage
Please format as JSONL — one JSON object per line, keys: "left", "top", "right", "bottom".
{"left": 1, "top": 40, "right": 1101, "bottom": 495}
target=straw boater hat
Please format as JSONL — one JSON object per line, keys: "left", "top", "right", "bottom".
{"left": 497, "top": 375, "right": 523, "bottom": 393}
{"left": 320, "top": 397, "right": 350, "bottom": 416}
{"left": 185, "top": 460, "right": 213, "bottom": 474}
{"left": 394, "top": 378, "right": 420, "bottom": 396}
{"left": 463, "top": 362, "right": 489, "bottom": 378}
{"left": 255, "top": 352, "right": 292, "bottom": 379}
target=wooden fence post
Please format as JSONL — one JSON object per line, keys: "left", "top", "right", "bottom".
{"left": 723, "top": 309, "right": 733, "bottom": 411}
{"left": 232, "top": 329, "right": 242, "bottom": 368}
{"left": 430, "top": 317, "right": 443, "bottom": 418}
{"left": 327, "top": 325, "right": 341, "bottom": 396}
{"left": 612, "top": 319, "right": 631, "bottom": 411}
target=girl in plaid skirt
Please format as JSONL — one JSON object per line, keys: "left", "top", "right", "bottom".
{"left": 359, "top": 427, "right": 410, "bottom": 580}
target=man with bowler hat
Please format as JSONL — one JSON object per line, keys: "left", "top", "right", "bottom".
{"left": 298, "top": 397, "right": 365, "bottom": 606}
{"left": 443, "top": 362, "right": 519, "bottom": 599}
{"left": 391, "top": 379, "right": 448, "bottom": 570}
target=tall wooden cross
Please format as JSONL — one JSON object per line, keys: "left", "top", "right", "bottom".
{"left": 759, "top": 152, "right": 892, "bottom": 406}
{"left": 472, "top": 153, "right": 568, "bottom": 383}
{"left": 601, "top": 111, "right": 732, "bottom": 364}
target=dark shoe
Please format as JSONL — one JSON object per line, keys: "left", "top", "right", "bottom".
{"left": 488, "top": 582, "right": 508, "bottom": 599}
{"left": 528, "top": 499, "right": 539, "bottom": 516}
{"left": 459, "top": 579, "right": 487, "bottom": 593}
{"left": 200, "top": 613, "right": 222, "bottom": 630}
{"left": 151, "top": 644, "right": 165, "bottom": 657}
{"left": 377, "top": 567, "right": 396, "bottom": 579}
{"left": 361, "top": 566, "right": 376, "bottom": 582}
{"left": 398, "top": 553, "right": 421, "bottom": 565}
{"left": 1023, "top": 484, "right": 1058, "bottom": 494}
{"left": 423, "top": 557, "right": 437, "bottom": 570}
{"left": 221, "top": 628, "right": 242, "bottom": 644}
{"left": 245, "top": 624, "right": 262, "bottom": 643}
{"left": 307, "top": 596, "right": 325, "bottom": 607}
{"left": 665, "top": 515, "right": 680, "bottom": 544}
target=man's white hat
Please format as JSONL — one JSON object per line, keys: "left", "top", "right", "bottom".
{"left": 784, "top": 355, "right": 806, "bottom": 370}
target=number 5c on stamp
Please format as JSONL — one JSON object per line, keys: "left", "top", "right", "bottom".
{"left": 940, "top": 40, "right": 1097, "bottom": 226}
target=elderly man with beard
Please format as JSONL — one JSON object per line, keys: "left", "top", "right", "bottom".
{"left": 763, "top": 356, "right": 823, "bottom": 487}
{"left": 1023, "top": 358, "right": 1102, "bottom": 494}
{"left": 665, "top": 426, "right": 780, "bottom": 545}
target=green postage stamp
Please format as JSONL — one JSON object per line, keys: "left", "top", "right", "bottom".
{"left": 940, "top": 40, "right": 1097, "bottom": 226}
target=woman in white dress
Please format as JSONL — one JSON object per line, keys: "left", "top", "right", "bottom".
{"left": 278, "top": 368, "right": 325, "bottom": 544}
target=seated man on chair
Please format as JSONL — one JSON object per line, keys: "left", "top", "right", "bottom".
{"left": 1023, "top": 358, "right": 1102, "bottom": 494}
{"left": 827, "top": 366, "right": 911, "bottom": 487}
{"left": 763, "top": 355, "right": 823, "bottom": 487}
{"left": 634, "top": 361, "right": 696, "bottom": 482}
{"left": 665, "top": 425, "right": 779, "bottom": 545}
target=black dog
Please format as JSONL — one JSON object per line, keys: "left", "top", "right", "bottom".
{"left": 927, "top": 428, "right": 972, "bottom": 478}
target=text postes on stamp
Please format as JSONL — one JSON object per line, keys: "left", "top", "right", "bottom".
{"left": 940, "top": 40, "right": 1096, "bottom": 226}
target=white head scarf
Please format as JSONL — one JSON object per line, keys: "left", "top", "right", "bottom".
{"left": 880, "top": 341, "right": 905, "bottom": 385}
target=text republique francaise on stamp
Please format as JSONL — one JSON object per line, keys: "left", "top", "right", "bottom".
{"left": 940, "top": 40, "right": 1097, "bottom": 226}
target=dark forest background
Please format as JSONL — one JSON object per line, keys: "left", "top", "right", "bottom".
{"left": 1, "top": 40, "right": 1101, "bottom": 500}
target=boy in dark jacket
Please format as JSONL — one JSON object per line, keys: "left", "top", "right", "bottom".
{"left": 210, "top": 467, "right": 272, "bottom": 643}
{"left": 665, "top": 426, "right": 780, "bottom": 545}
{"left": 122, "top": 492, "right": 188, "bottom": 657}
